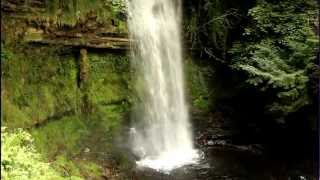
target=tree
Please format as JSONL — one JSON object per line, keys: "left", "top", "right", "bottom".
{"left": 230, "top": 0, "right": 319, "bottom": 116}
{"left": 184, "top": 0, "right": 242, "bottom": 62}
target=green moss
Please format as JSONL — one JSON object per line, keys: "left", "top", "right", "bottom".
{"left": 185, "top": 58, "right": 211, "bottom": 111}
{"left": 29, "top": 114, "right": 111, "bottom": 179}
{"left": 1, "top": 46, "right": 130, "bottom": 131}
{"left": 27, "top": 102, "right": 127, "bottom": 178}
{"left": 116, "top": 20, "right": 127, "bottom": 33}
{"left": 50, "top": 156, "right": 103, "bottom": 179}
{"left": 184, "top": 56, "right": 231, "bottom": 113}
{"left": 30, "top": 116, "right": 88, "bottom": 159}
{"left": 75, "top": 160, "right": 103, "bottom": 178}
{"left": 88, "top": 53, "right": 131, "bottom": 105}
{"left": 43, "top": 0, "right": 127, "bottom": 30}
{"left": 52, "top": 155, "right": 82, "bottom": 178}
{"left": 23, "top": 29, "right": 44, "bottom": 42}
{"left": 51, "top": 155, "right": 102, "bottom": 179}
{"left": 99, "top": 105, "right": 127, "bottom": 133}
{"left": 1, "top": 47, "right": 79, "bottom": 128}
{"left": 193, "top": 96, "right": 210, "bottom": 110}
{"left": 1, "top": 45, "right": 131, "bottom": 179}
{"left": 1, "top": 99, "right": 31, "bottom": 127}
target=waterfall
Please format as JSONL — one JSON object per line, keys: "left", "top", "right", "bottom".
{"left": 127, "top": 0, "right": 198, "bottom": 172}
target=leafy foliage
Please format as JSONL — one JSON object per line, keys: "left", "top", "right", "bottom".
{"left": 230, "top": 0, "right": 319, "bottom": 116}
{"left": 1, "top": 127, "right": 65, "bottom": 180}
{"left": 184, "top": 0, "right": 242, "bottom": 61}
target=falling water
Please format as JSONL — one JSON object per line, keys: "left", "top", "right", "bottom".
{"left": 127, "top": 0, "right": 198, "bottom": 172}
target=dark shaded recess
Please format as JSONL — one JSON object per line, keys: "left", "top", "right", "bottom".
{"left": 183, "top": 0, "right": 256, "bottom": 62}
{"left": 209, "top": 65, "right": 317, "bottom": 173}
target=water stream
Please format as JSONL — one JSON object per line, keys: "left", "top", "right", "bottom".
{"left": 127, "top": 0, "right": 198, "bottom": 172}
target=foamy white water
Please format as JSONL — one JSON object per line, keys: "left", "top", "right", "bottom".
{"left": 127, "top": 0, "right": 198, "bottom": 172}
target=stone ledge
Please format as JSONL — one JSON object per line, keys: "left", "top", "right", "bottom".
{"left": 27, "top": 37, "right": 130, "bottom": 50}
{"left": 24, "top": 27, "right": 130, "bottom": 50}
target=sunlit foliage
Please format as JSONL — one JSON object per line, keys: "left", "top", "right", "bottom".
{"left": 1, "top": 127, "right": 65, "bottom": 180}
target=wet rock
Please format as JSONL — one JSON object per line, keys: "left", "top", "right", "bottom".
{"left": 207, "top": 140, "right": 214, "bottom": 146}
{"left": 84, "top": 148, "right": 90, "bottom": 153}
{"left": 102, "top": 166, "right": 122, "bottom": 180}
{"left": 2, "top": 0, "right": 129, "bottom": 50}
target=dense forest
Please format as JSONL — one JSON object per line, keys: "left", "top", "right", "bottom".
{"left": 1, "top": 0, "right": 319, "bottom": 179}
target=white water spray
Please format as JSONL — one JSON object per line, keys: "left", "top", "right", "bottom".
{"left": 127, "top": 0, "right": 198, "bottom": 172}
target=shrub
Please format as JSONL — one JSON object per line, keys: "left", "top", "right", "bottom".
{"left": 1, "top": 127, "right": 65, "bottom": 180}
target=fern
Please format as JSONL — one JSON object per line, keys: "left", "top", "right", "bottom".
{"left": 230, "top": 0, "right": 319, "bottom": 116}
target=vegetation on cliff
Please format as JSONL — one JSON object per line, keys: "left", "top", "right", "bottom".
{"left": 185, "top": 0, "right": 318, "bottom": 119}
{"left": 1, "top": 0, "right": 318, "bottom": 179}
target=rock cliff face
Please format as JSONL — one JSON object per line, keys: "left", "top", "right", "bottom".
{"left": 2, "top": 0, "right": 129, "bottom": 50}
{"left": 1, "top": 0, "right": 131, "bottom": 126}
{"left": 1, "top": 1, "right": 133, "bottom": 179}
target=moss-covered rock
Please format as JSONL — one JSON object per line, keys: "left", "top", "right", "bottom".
{"left": 1, "top": 0, "right": 128, "bottom": 31}
{"left": 1, "top": 0, "right": 129, "bottom": 50}
{"left": 1, "top": 47, "right": 77, "bottom": 127}
{"left": 1, "top": 1, "right": 132, "bottom": 179}
{"left": 184, "top": 55, "right": 235, "bottom": 115}
{"left": 185, "top": 57, "right": 214, "bottom": 112}
{"left": 1, "top": 44, "right": 131, "bottom": 179}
